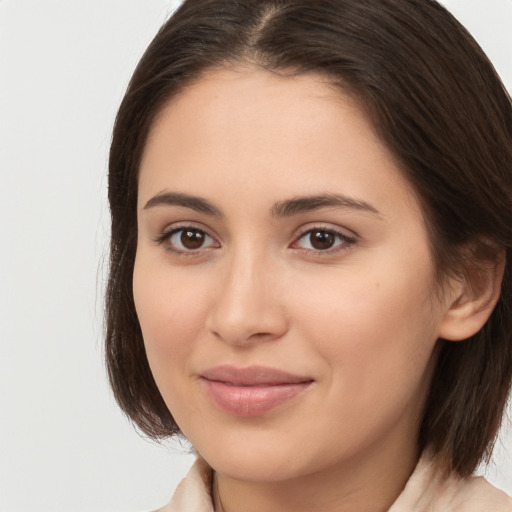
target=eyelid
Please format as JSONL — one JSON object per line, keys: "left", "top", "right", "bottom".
{"left": 153, "top": 222, "right": 221, "bottom": 254}
{"left": 290, "top": 224, "right": 358, "bottom": 254}
{"left": 292, "top": 222, "right": 358, "bottom": 241}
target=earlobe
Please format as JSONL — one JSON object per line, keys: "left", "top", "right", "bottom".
{"left": 438, "top": 252, "right": 505, "bottom": 342}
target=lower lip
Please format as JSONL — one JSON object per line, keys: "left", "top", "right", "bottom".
{"left": 202, "top": 379, "right": 312, "bottom": 417}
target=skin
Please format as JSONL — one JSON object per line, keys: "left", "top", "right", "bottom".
{"left": 133, "top": 67, "right": 463, "bottom": 512}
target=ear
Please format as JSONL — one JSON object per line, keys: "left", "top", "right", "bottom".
{"left": 438, "top": 251, "right": 505, "bottom": 342}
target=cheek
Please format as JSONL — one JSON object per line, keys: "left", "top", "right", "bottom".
{"left": 132, "top": 257, "right": 210, "bottom": 380}
{"left": 293, "top": 271, "right": 439, "bottom": 449}
{"left": 291, "top": 254, "right": 439, "bottom": 391}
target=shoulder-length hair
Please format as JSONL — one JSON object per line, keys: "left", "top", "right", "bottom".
{"left": 106, "top": 0, "right": 512, "bottom": 477}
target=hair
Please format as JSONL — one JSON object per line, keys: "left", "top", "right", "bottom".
{"left": 106, "top": 0, "right": 512, "bottom": 477}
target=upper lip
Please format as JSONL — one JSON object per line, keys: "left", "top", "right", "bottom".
{"left": 200, "top": 365, "right": 313, "bottom": 386}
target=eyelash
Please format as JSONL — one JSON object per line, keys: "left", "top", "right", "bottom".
{"left": 154, "top": 225, "right": 357, "bottom": 257}
{"left": 154, "top": 225, "right": 219, "bottom": 256}
{"left": 291, "top": 226, "right": 357, "bottom": 256}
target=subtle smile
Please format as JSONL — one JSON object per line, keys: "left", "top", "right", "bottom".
{"left": 200, "top": 365, "right": 314, "bottom": 417}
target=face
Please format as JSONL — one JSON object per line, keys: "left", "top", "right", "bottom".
{"left": 134, "top": 68, "right": 450, "bottom": 483}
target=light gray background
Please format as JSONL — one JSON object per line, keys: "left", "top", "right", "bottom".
{"left": 0, "top": 1, "right": 511, "bottom": 511}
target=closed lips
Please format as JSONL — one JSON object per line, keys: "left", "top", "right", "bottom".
{"left": 200, "top": 365, "right": 313, "bottom": 386}
{"left": 200, "top": 365, "right": 314, "bottom": 416}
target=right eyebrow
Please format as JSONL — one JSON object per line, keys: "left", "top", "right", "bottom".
{"left": 143, "top": 191, "right": 223, "bottom": 216}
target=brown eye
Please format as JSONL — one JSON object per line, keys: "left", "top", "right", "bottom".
{"left": 181, "top": 229, "right": 206, "bottom": 249}
{"left": 294, "top": 228, "right": 354, "bottom": 253}
{"left": 164, "top": 228, "right": 218, "bottom": 253}
{"left": 310, "top": 230, "right": 335, "bottom": 250}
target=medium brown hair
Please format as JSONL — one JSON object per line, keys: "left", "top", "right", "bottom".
{"left": 106, "top": 0, "right": 512, "bottom": 476}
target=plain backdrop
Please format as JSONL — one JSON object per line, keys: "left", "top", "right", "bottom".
{"left": 0, "top": 1, "right": 511, "bottom": 511}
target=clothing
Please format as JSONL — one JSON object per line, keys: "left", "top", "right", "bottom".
{"left": 157, "top": 453, "right": 512, "bottom": 511}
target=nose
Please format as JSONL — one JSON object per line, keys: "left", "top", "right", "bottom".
{"left": 205, "top": 250, "right": 289, "bottom": 347}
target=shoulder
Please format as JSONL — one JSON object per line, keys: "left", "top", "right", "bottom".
{"left": 390, "top": 453, "right": 512, "bottom": 512}
{"left": 154, "top": 457, "right": 214, "bottom": 512}
{"left": 435, "top": 475, "right": 512, "bottom": 512}
{"left": 156, "top": 453, "right": 512, "bottom": 512}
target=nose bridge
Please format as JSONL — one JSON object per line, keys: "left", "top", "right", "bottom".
{"left": 207, "top": 241, "right": 287, "bottom": 345}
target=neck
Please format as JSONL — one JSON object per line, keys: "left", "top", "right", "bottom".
{"left": 213, "top": 441, "right": 420, "bottom": 512}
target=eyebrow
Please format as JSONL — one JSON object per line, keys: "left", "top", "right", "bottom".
{"left": 270, "top": 194, "right": 381, "bottom": 218}
{"left": 143, "top": 191, "right": 380, "bottom": 218}
{"left": 144, "top": 191, "right": 222, "bottom": 216}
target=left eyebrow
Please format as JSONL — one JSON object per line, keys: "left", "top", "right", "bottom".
{"left": 270, "top": 194, "right": 381, "bottom": 218}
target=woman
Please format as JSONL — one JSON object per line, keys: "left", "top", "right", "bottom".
{"left": 105, "top": 1, "right": 512, "bottom": 510}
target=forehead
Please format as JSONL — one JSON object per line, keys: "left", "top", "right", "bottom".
{"left": 144, "top": 68, "right": 353, "bottom": 166}
{"left": 138, "top": 67, "right": 421, "bottom": 222}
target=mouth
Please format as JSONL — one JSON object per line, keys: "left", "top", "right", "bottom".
{"left": 200, "top": 365, "right": 314, "bottom": 417}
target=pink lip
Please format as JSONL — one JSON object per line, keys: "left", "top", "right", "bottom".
{"left": 200, "top": 365, "right": 313, "bottom": 417}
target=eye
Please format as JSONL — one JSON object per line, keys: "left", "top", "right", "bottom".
{"left": 293, "top": 228, "right": 355, "bottom": 252}
{"left": 157, "top": 227, "right": 219, "bottom": 253}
